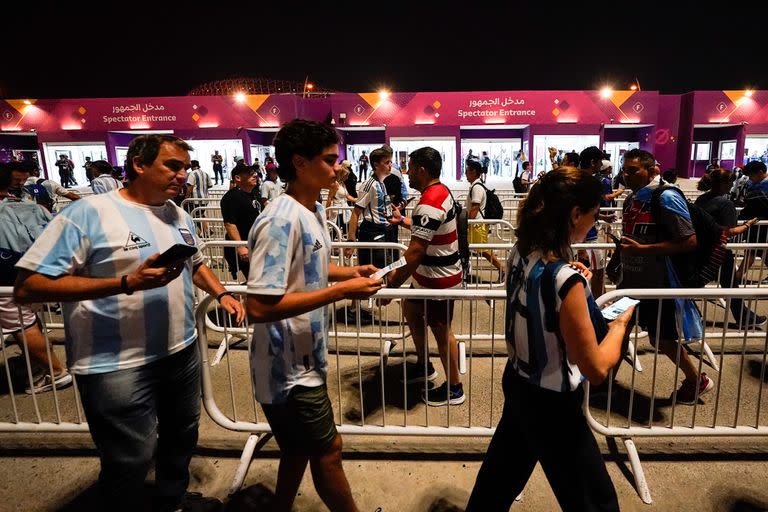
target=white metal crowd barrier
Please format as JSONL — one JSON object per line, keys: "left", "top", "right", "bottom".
{"left": 588, "top": 287, "right": 768, "bottom": 504}
{"left": 0, "top": 287, "right": 88, "bottom": 433}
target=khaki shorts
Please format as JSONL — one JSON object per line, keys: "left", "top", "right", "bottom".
{"left": 0, "top": 296, "right": 39, "bottom": 334}
{"left": 468, "top": 224, "right": 489, "bottom": 245}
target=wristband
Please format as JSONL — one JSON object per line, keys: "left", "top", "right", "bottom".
{"left": 398, "top": 216, "right": 405, "bottom": 226}
{"left": 121, "top": 275, "right": 134, "bottom": 295}
{"left": 217, "top": 291, "right": 236, "bottom": 303}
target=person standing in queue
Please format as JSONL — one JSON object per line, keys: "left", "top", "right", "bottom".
{"left": 14, "top": 134, "right": 245, "bottom": 512}
{"left": 221, "top": 164, "right": 262, "bottom": 281}
{"left": 466, "top": 167, "right": 633, "bottom": 511}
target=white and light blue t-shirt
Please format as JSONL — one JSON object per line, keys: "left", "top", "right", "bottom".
{"left": 356, "top": 175, "right": 392, "bottom": 225}
{"left": 246, "top": 194, "right": 331, "bottom": 404}
{"left": 186, "top": 168, "right": 212, "bottom": 199}
{"left": 16, "top": 190, "right": 203, "bottom": 375}
{"left": 91, "top": 174, "right": 123, "bottom": 194}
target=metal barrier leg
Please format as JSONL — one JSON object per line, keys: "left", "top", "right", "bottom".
{"left": 626, "top": 339, "right": 643, "bottom": 372}
{"left": 229, "top": 433, "right": 272, "bottom": 495}
{"left": 701, "top": 341, "right": 720, "bottom": 372}
{"left": 623, "top": 437, "right": 652, "bottom": 505}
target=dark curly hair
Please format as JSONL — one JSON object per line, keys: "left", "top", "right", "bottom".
{"left": 273, "top": 119, "right": 339, "bottom": 182}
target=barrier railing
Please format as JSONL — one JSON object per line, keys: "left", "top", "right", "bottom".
{"left": 0, "top": 287, "right": 87, "bottom": 433}
{"left": 588, "top": 287, "right": 768, "bottom": 504}
{"left": 195, "top": 286, "right": 508, "bottom": 492}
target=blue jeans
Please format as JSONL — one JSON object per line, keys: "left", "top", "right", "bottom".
{"left": 76, "top": 343, "right": 201, "bottom": 511}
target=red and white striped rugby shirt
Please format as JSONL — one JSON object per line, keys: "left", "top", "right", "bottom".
{"left": 410, "top": 182, "right": 463, "bottom": 289}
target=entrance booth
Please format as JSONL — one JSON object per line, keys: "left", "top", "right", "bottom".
{"left": 745, "top": 135, "right": 768, "bottom": 165}
{"left": 690, "top": 125, "right": 743, "bottom": 176}
{"left": 0, "top": 132, "right": 42, "bottom": 168}
{"left": 459, "top": 126, "right": 523, "bottom": 183}
{"left": 338, "top": 127, "right": 386, "bottom": 177}
{"left": 603, "top": 125, "right": 654, "bottom": 175}
{"left": 39, "top": 132, "right": 108, "bottom": 185}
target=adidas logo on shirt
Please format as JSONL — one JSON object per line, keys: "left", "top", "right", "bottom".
{"left": 124, "top": 232, "right": 151, "bottom": 251}
{"left": 312, "top": 239, "right": 323, "bottom": 252}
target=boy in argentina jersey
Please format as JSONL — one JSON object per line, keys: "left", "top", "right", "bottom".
{"left": 618, "top": 148, "right": 710, "bottom": 405}
{"left": 14, "top": 135, "right": 244, "bottom": 511}
{"left": 245, "top": 120, "right": 382, "bottom": 512}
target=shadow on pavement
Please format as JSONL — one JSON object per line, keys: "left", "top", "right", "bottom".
{"left": 224, "top": 483, "right": 274, "bottom": 511}
{"left": 588, "top": 381, "right": 667, "bottom": 423}
{"left": 747, "top": 359, "right": 768, "bottom": 383}
{"left": 341, "top": 360, "right": 432, "bottom": 422}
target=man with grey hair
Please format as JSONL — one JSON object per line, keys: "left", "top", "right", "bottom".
{"left": 14, "top": 134, "right": 245, "bottom": 511}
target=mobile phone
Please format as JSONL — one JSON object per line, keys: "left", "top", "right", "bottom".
{"left": 601, "top": 297, "right": 639, "bottom": 321}
{"left": 149, "top": 244, "right": 198, "bottom": 268}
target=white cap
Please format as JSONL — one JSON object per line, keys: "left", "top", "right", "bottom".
{"left": 600, "top": 159, "right": 612, "bottom": 171}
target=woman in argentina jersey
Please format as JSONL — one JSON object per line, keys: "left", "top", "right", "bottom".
{"left": 467, "top": 167, "right": 635, "bottom": 512}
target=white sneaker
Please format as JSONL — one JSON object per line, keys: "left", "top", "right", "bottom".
{"left": 25, "top": 371, "right": 73, "bottom": 394}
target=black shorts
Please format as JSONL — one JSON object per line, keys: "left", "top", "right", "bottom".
{"left": 261, "top": 384, "right": 338, "bottom": 456}
{"left": 635, "top": 299, "right": 679, "bottom": 341}
{"left": 406, "top": 290, "right": 455, "bottom": 328}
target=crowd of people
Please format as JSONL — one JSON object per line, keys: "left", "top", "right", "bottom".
{"left": 2, "top": 118, "right": 768, "bottom": 511}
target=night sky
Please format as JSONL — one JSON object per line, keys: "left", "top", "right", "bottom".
{"left": 5, "top": 3, "right": 767, "bottom": 99}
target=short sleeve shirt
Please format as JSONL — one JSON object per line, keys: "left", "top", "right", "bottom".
{"left": 186, "top": 169, "right": 211, "bottom": 199}
{"left": 695, "top": 192, "right": 737, "bottom": 228}
{"left": 261, "top": 179, "right": 283, "bottom": 205}
{"left": 16, "top": 190, "right": 204, "bottom": 375}
{"left": 411, "top": 183, "right": 462, "bottom": 289}
{"left": 619, "top": 177, "right": 695, "bottom": 289}
{"left": 355, "top": 176, "right": 392, "bottom": 225}
{"left": 466, "top": 179, "right": 487, "bottom": 213}
{"left": 221, "top": 187, "right": 260, "bottom": 239}
{"left": 91, "top": 174, "right": 123, "bottom": 194}
{"left": 246, "top": 194, "right": 332, "bottom": 404}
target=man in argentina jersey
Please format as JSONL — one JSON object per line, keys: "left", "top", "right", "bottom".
{"left": 246, "top": 119, "right": 382, "bottom": 512}
{"left": 184, "top": 159, "right": 212, "bottom": 200}
{"left": 89, "top": 160, "right": 123, "bottom": 194}
{"left": 14, "top": 135, "right": 244, "bottom": 512}
{"left": 619, "top": 148, "right": 709, "bottom": 406}
{"left": 386, "top": 147, "right": 465, "bottom": 407}
{"left": 345, "top": 146, "right": 397, "bottom": 269}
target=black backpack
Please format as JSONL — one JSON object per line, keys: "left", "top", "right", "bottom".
{"left": 470, "top": 182, "right": 504, "bottom": 219}
{"left": 446, "top": 188, "right": 470, "bottom": 286}
{"left": 650, "top": 185, "right": 727, "bottom": 287}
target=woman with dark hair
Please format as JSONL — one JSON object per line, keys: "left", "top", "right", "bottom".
{"left": 466, "top": 167, "right": 634, "bottom": 512}
{"left": 695, "top": 168, "right": 763, "bottom": 326}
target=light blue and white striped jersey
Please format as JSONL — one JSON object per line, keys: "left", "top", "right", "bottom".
{"left": 356, "top": 175, "right": 392, "bottom": 224}
{"left": 261, "top": 179, "right": 284, "bottom": 205}
{"left": 16, "top": 190, "right": 204, "bottom": 375}
{"left": 505, "top": 248, "right": 599, "bottom": 392}
{"left": 246, "top": 194, "right": 331, "bottom": 404}
{"left": 186, "top": 168, "right": 212, "bottom": 199}
{"left": 91, "top": 174, "right": 123, "bottom": 194}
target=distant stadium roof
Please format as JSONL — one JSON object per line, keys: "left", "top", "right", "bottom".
{"left": 188, "top": 77, "right": 334, "bottom": 96}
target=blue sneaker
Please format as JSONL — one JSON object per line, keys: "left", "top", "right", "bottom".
{"left": 423, "top": 382, "right": 465, "bottom": 406}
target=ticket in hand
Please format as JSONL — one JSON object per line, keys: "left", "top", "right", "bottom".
{"left": 370, "top": 257, "right": 406, "bottom": 280}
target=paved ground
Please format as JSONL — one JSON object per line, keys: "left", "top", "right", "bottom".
{"left": 5, "top": 177, "right": 768, "bottom": 512}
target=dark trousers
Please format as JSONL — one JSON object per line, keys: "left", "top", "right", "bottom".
{"left": 466, "top": 364, "right": 619, "bottom": 512}
{"left": 720, "top": 250, "right": 759, "bottom": 322}
{"left": 76, "top": 343, "right": 202, "bottom": 512}
{"left": 213, "top": 165, "right": 223, "bottom": 184}
{"left": 358, "top": 221, "right": 397, "bottom": 269}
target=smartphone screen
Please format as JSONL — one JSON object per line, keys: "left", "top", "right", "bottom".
{"left": 601, "top": 297, "right": 639, "bottom": 320}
